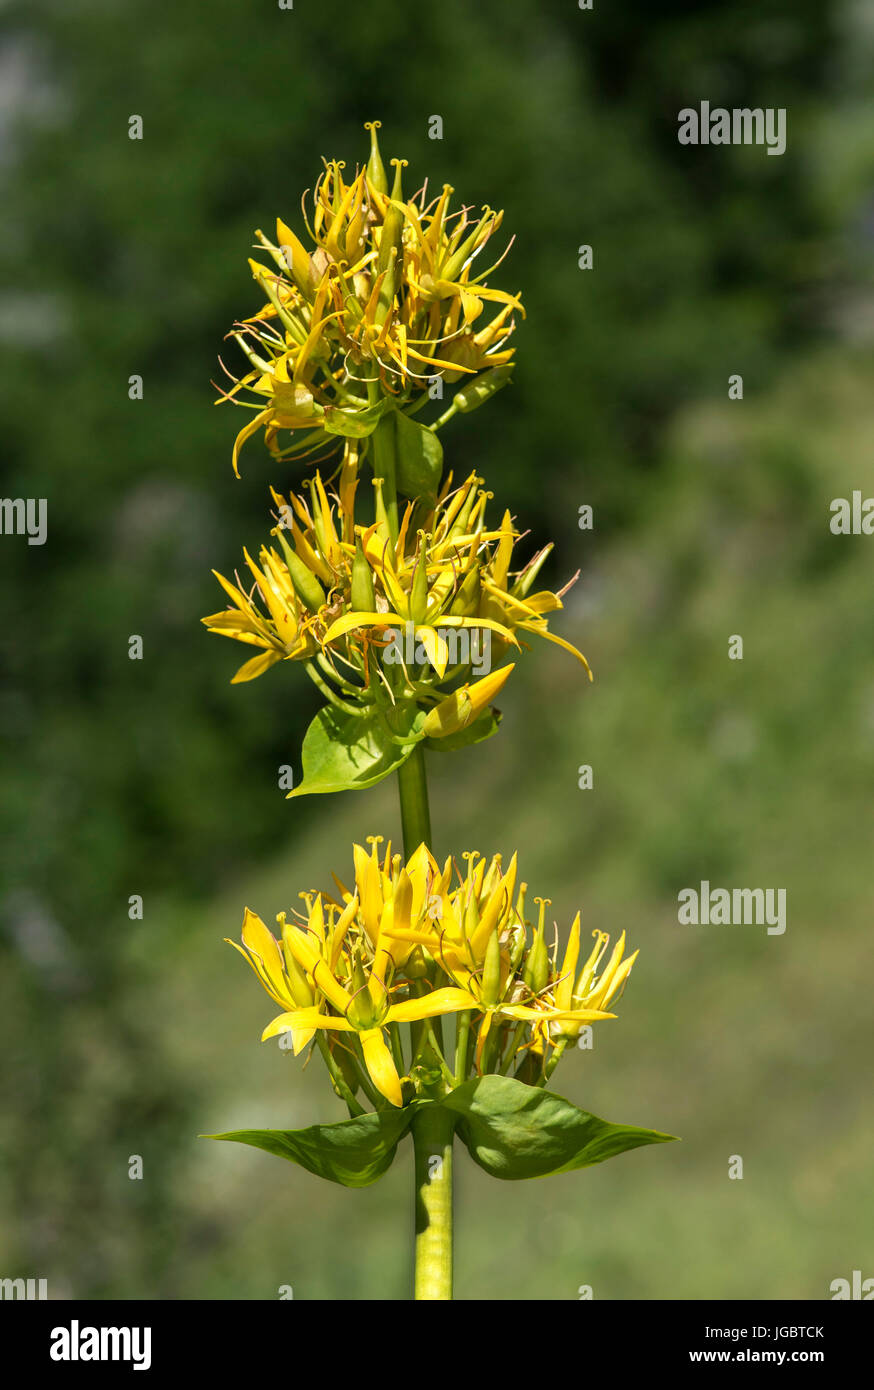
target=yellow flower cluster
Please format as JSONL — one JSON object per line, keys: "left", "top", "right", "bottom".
{"left": 230, "top": 839, "right": 637, "bottom": 1107}
{"left": 201, "top": 468, "right": 590, "bottom": 726}
{"left": 219, "top": 121, "right": 522, "bottom": 474}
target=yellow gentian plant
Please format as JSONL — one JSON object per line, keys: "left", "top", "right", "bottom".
{"left": 203, "top": 124, "right": 674, "bottom": 1299}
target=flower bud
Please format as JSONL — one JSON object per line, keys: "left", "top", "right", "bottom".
{"left": 481, "top": 930, "right": 502, "bottom": 1008}
{"left": 409, "top": 533, "right": 429, "bottom": 624}
{"left": 404, "top": 945, "right": 429, "bottom": 981}
{"left": 364, "top": 120, "right": 389, "bottom": 195}
{"left": 448, "top": 564, "right": 480, "bottom": 617}
{"left": 421, "top": 664, "right": 513, "bottom": 738}
{"left": 278, "top": 915, "right": 315, "bottom": 1007}
{"left": 523, "top": 898, "right": 551, "bottom": 995}
{"left": 347, "top": 947, "right": 378, "bottom": 1028}
{"left": 440, "top": 209, "right": 495, "bottom": 285}
{"left": 351, "top": 537, "right": 376, "bottom": 612}
{"left": 507, "top": 923, "right": 527, "bottom": 975}
{"left": 273, "top": 528, "right": 327, "bottom": 612}
{"left": 275, "top": 218, "right": 313, "bottom": 297}
{"left": 453, "top": 364, "right": 513, "bottom": 414}
{"left": 377, "top": 160, "right": 407, "bottom": 276}
{"left": 446, "top": 477, "right": 482, "bottom": 541}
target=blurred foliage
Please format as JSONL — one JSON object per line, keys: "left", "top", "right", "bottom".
{"left": 0, "top": 0, "right": 872, "bottom": 1296}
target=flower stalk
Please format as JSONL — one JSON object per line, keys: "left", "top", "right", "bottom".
{"left": 204, "top": 120, "right": 672, "bottom": 1304}
{"left": 412, "top": 1104, "right": 456, "bottom": 1301}
{"left": 396, "top": 742, "right": 432, "bottom": 859}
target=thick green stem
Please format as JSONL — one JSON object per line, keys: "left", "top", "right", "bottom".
{"left": 397, "top": 743, "right": 432, "bottom": 857}
{"left": 391, "top": 616, "right": 451, "bottom": 1296}
{"left": 412, "top": 1105, "right": 455, "bottom": 1300}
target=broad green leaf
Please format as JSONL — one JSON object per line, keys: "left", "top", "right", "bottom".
{"left": 424, "top": 707, "right": 502, "bottom": 753}
{"left": 204, "top": 1108, "right": 414, "bottom": 1188}
{"left": 393, "top": 409, "right": 443, "bottom": 504}
{"left": 287, "top": 705, "right": 417, "bottom": 798}
{"left": 443, "top": 1075, "right": 677, "bottom": 1180}
{"left": 322, "top": 399, "right": 388, "bottom": 438}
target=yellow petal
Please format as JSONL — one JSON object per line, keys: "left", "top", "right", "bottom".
{"left": 608, "top": 950, "right": 638, "bottom": 999}
{"left": 225, "top": 937, "right": 290, "bottom": 1012}
{"left": 242, "top": 907, "right": 284, "bottom": 981}
{"left": 492, "top": 510, "right": 515, "bottom": 590}
{"left": 261, "top": 1009, "right": 355, "bottom": 1040}
{"left": 501, "top": 1004, "right": 615, "bottom": 1023}
{"left": 421, "top": 663, "right": 514, "bottom": 738}
{"left": 438, "top": 614, "right": 520, "bottom": 644}
{"left": 386, "top": 988, "right": 475, "bottom": 1024}
{"left": 201, "top": 608, "right": 267, "bottom": 637}
{"left": 281, "top": 924, "right": 354, "bottom": 1015}
{"left": 275, "top": 218, "right": 312, "bottom": 293}
{"left": 525, "top": 624, "right": 592, "bottom": 679}
{"left": 211, "top": 569, "right": 258, "bottom": 617}
{"left": 555, "top": 913, "right": 581, "bottom": 1012}
{"left": 231, "top": 650, "right": 284, "bottom": 683}
{"left": 322, "top": 611, "right": 402, "bottom": 644}
{"left": 360, "top": 1028, "right": 403, "bottom": 1107}
{"left": 232, "top": 407, "right": 272, "bottom": 478}
{"left": 415, "top": 625, "right": 449, "bottom": 679}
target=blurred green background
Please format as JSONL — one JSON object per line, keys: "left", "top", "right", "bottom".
{"left": 1, "top": 0, "right": 872, "bottom": 1298}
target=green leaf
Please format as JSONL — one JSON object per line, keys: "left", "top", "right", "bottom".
{"left": 204, "top": 1108, "right": 415, "bottom": 1188}
{"left": 322, "top": 399, "right": 388, "bottom": 438}
{"left": 424, "top": 707, "right": 502, "bottom": 753}
{"left": 443, "top": 1075, "right": 677, "bottom": 1180}
{"left": 394, "top": 409, "right": 443, "bottom": 504}
{"left": 287, "top": 704, "right": 417, "bottom": 797}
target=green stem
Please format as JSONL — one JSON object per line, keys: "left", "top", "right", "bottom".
{"left": 368, "top": 402, "right": 399, "bottom": 542}
{"left": 412, "top": 1105, "right": 455, "bottom": 1300}
{"left": 397, "top": 743, "right": 432, "bottom": 857}
{"left": 454, "top": 1011, "right": 471, "bottom": 1085}
{"left": 315, "top": 1035, "right": 365, "bottom": 1117}
{"left": 480, "top": 1016, "right": 503, "bottom": 1075}
{"left": 315, "top": 650, "right": 367, "bottom": 697}
{"left": 303, "top": 661, "right": 363, "bottom": 715}
{"left": 541, "top": 1038, "right": 568, "bottom": 1085}
{"left": 499, "top": 1020, "right": 526, "bottom": 1075}
{"left": 391, "top": 611, "right": 451, "bottom": 1296}
{"left": 430, "top": 401, "right": 459, "bottom": 431}
{"left": 387, "top": 1020, "right": 405, "bottom": 1076}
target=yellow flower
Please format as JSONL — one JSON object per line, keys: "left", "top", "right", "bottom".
{"left": 218, "top": 122, "right": 523, "bottom": 473}
{"left": 201, "top": 547, "right": 320, "bottom": 683}
{"left": 383, "top": 853, "right": 622, "bottom": 1067}
{"left": 549, "top": 924, "right": 639, "bottom": 1040}
{"left": 202, "top": 466, "right": 590, "bottom": 710}
{"left": 227, "top": 840, "right": 639, "bottom": 1104}
{"left": 320, "top": 470, "right": 591, "bottom": 681}
{"left": 228, "top": 841, "right": 472, "bottom": 1107}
